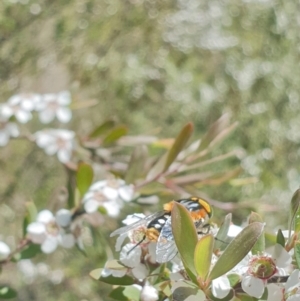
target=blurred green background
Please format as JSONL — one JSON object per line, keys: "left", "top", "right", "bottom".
{"left": 1, "top": 0, "right": 300, "bottom": 300}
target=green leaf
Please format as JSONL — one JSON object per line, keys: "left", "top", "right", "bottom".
{"left": 235, "top": 294, "right": 256, "bottom": 301}
{"left": 198, "top": 114, "right": 230, "bottom": 152}
{"left": 208, "top": 222, "right": 264, "bottom": 280}
{"left": 171, "top": 202, "right": 198, "bottom": 282}
{"left": 164, "top": 122, "right": 194, "bottom": 172}
{"left": 214, "top": 213, "right": 231, "bottom": 251}
{"left": 103, "top": 125, "right": 128, "bottom": 145}
{"left": 89, "top": 268, "right": 135, "bottom": 286}
{"left": 0, "top": 286, "right": 17, "bottom": 299}
{"left": 227, "top": 273, "right": 241, "bottom": 287}
{"left": 109, "top": 286, "right": 141, "bottom": 301}
{"left": 194, "top": 234, "right": 214, "bottom": 281}
{"left": 171, "top": 281, "right": 206, "bottom": 301}
{"left": 23, "top": 202, "right": 37, "bottom": 236}
{"left": 18, "top": 243, "right": 41, "bottom": 260}
{"left": 289, "top": 189, "right": 300, "bottom": 238}
{"left": 76, "top": 162, "right": 94, "bottom": 197}
{"left": 248, "top": 212, "right": 265, "bottom": 254}
{"left": 66, "top": 169, "right": 76, "bottom": 208}
{"left": 89, "top": 120, "right": 116, "bottom": 138}
{"left": 125, "top": 145, "right": 148, "bottom": 183}
{"left": 294, "top": 242, "right": 300, "bottom": 269}
{"left": 276, "top": 229, "right": 285, "bottom": 247}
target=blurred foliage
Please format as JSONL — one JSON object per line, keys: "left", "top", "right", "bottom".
{"left": 1, "top": 0, "right": 300, "bottom": 300}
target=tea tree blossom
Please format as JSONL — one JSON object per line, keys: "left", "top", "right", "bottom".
{"left": 240, "top": 244, "right": 291, "bottom": 298}
{"left": 1, "top": 93, "right": 39, "bottom": 123}
{"left": 36, "top": 91, "right": 72, "bottom": 124}
{"left": 83, "top": 179, "right": 134, "bottom": 217}
{"left": 35, "top": 129, "right": 75, "bottom": 163}
{"left": 26, "top": 209, "right": 75, "bottom": 253}
{"left": 0, "top": 118, "right": 19, "bottom": 146}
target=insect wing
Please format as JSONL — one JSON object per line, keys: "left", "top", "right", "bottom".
{"left": 155, "top": 216, "right": 178, "bottom": 263}
{"left": 110, "top": 211, "right": 165, "bottom": 237}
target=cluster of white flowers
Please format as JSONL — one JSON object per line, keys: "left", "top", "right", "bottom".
{"left": 26, "top": 209, "right": 80, "bottom": 254}
{"left": 82, "top": 179, "right": 134, "bottom": 217}
{"left": 0, "top": 91, "right": 72, "bottom": 147}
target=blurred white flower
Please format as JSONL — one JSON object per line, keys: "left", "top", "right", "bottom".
{"left": 0, "top": 117, "right": 19, "bottom": 146}
{"left": 1, "top": 93, "right": 40, "bottom": 123}
{"left": 26, "top": 209, "right": 75, "bottom": 254}
{"left": 141, "top": 282, "right": 159, "bottom": 301}
{"left": 0, "top": 241, "right": 10, "bottom": 261}
{"left": 36, "top": 91, "right": 72, "bottom": 124}
{"left": 83, "top": 179, "right": 134, "bottom": 216}
{"left": 35, "top": 129, "right": 75, "bottom": 163}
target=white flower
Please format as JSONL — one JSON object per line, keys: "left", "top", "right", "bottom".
{"left": 0, "top": 117, "right": 19, "bottom": 146}
{"left": 36, "top": 91, "right": 72, "bottom": 124}
{"left": 35, "top": 129, "right": 75, "bottom": 163}
{"left": 119, "top": 243, "right": 148, "bottom": 280}
{"left": 1, "top": 93, "right": 39, "bottom": 123}
{"left": 141, "top": 282, "right": 159, "bottom": 301}
{"left": 211, "top": 275, "right": 231, "bottom": 299}
{"left": 26, "top": 209, "right": 75, "bottom": 253}
{"left": 83, "top": 179, "right": 134, "bottom": 216}
{"left": 240, "top": 244, "right": 291, "bottom": 298}
{"left": 0, "top": 241, "right": 10, "bottom": 260}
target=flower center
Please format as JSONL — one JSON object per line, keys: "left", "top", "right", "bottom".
{"left": 46, "top": 221, "right": 59, "bottom": 236}
{"left": 248, "top": 256, "right": 277, "bottom": 279}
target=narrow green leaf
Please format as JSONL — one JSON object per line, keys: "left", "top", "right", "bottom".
{"left": 76, "top": 162, "right": 94, "bottom": 197}
{"left": 23, "top": 202, "right": 37, "bottom": 236}
{"left": 235, "top": 294, "right": 256, "bottom": 301}
{"left": 18, "top": 243, "right": 41, "bottom": 260}
{"left": 276, "top": 229, "right": 285, "bottom": 247}
{"left": 0, "top": 286, "right": 17, "bottom": 299}
{"left": 171, "top": 281, "right": 206, "bottom": 301}
{"left": 66, "top": 168, "right": 76, "bottom": 208}
{"left": 208, "top": 222, "right": 264, "bottom": 280}
{"left": 103, "top": 125, "right": 128, "bottom": 145}
{"left": 89, "top": 120, "right": 116, "bottom": 138}
{"left": 109, "top": 286, "right": 141, "bottom": 301}
{"left": 248, "top": 212, "right": 265, "bottom": 254}
{"left": 289, "top": 189, "right": 300, "bottom": 238}
{"left": 194, "top": 234, "right": 214, "bottom": 280}
{"left": 146, "top": 152, "right": 168, "bottom": 181}
{"left": 294, "top": 242, "right": 300, "bottom": 269}
{"left": 198, "top": 114, "right": 230, "bottom": 152}
{"left": 227, "top": 273, "right": 241, "bottom": 287}
{"left": 164, "top": 122, "right": 194, "bottom": 172}
{"left": 125, "top": 145, "right": 148, "bottom": 183}
{"left": 214, "top": 213, "right": 231, "bottom": 251}
{"left": 172, "top": 202, "right": 198, "bottom": 281}
{"left": 89, "top": 268, "right": 135, "bottom": 286}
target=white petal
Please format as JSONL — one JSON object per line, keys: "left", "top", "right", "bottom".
{"left": 102, "top": 186, "right": 119, "bottom": 200}
{"left": 89, "top": 180, "right": 106, "bottom": 191}
{"left": 37, "top": 210, "right": 54, "bottom": 223}
{"left": 111, "top": 268, "right": 127, "bottom": 278}
{"left": 145, "top": 242, "right": 157, "bottom": 264}
{"left": 35, "top": 132, "right": 54, "bottom": 148}
{"left": 57, "top": 149, "right": 72, "bottom": 163}
{"left": 84, "top": 199, "right": 99, "bottom": 213}
{"left": 266, "top": 284, "right": 283, "bottom": 301}
{"left": 7, "top": 95, "right": 21, "bottom": 105}
{"left": 211, "top": 276, "right": 231, "bottom": 299}
{"left": 140, "top": 283, "right": 159, "bottom": 301}
{"left": 0, "top": 241, "right": 10, "bottom": 260}
{"left": 15, "top": 110, "right": 31, "bottom": 123}
{"left": 39, "top": 110, "right": 55, "bottom": 124}
{"left": 272, "top": 243, "right": 292, "bottom": 268}
{"left": 118, "top": 185, "right": 134, "bottom": 202}
{"left": 115, "top": 233, "right": 128, "bottom": 252}
{"left": 1, "top": 105, "right": 13, "bottom": 118}
{"left": 103, "top": 200, "right": 121, "bottom": 217}
{"left": 228, "top": 224, "right": 243, "bottom": 237}
{"left": 242, "top": 276, "right": 265, "bottom": 298}
{"left": 285, "top": 269, "right": 300, "bottom": 289}
{"left": 56, "top": 107, "right": 72, "bottom": 123}
{"left": 122, "top": 214, "right": 146, "bottom": 225}
{"left": 137, "top": 196, "right": 159, "bottom": 205}
{"left": 132, "top": 263, "right": 148, "bottom": 280}
{"left": 27, "top": 222, "right": 47, "bottom": 244}
{"left": 0, "top": 131, "right": 9, "bottom": 146}
{"left": 44, "top": 143, "right": 58, "bottom": 156}
{"left": 41, "top": 236, "right": 58, "bottom": 253}
{"left": 59, "top": 233, "right": 75, "bottom": 248}
{"left": 120, "top": 244, "right": 141, "bottom": 268}
{"left": 55, "top": 209, "right": 72, "bottom": 227}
